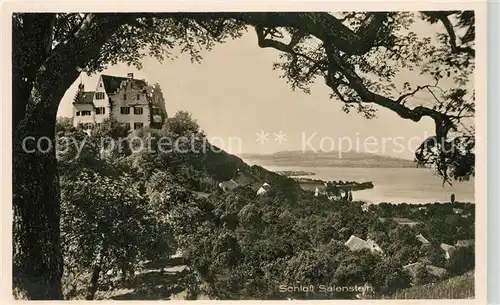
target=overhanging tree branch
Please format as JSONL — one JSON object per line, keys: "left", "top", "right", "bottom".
{"left": 396, "top": 82, "right": 441, "bottom": 104}
{"left": 422, "top": 11, "right": 475, "bottom": 57}
{"left": 180, "top": 12, "right": 389, "bottom": 55}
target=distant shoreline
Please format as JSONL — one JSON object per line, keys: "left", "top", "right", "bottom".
{"left": 240, "top": 150, "right": 418, "bottom": 168}
{"left": 275, "top": 170, "right": 316, "bottom": 176}
{"left": 273, "top": 169, "right": 374, "bottom": 192}
{"left": 294, "top": 177, "right": 375, "bottom": 192}
{"left": 242, "top": 159, "right": 420, "bottom": 169}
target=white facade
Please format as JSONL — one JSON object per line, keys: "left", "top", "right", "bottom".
{"left": 92, "top": 76, "right": 111, "bottom": 125}
{"left": 72, "top": 73, "right": 167, "bottom": 130}
{"left": 257, "top": 182, "right": 271, "bottom": 195}
{"left": 73, "top": 103, "right": 94, "bottom": 128}
{"left": 108, "top": 78, "right": 151, "bottom": 130}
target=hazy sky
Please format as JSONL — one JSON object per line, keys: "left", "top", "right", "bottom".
{"left": 58, "top": 18, "right": 459, "bottom": 160}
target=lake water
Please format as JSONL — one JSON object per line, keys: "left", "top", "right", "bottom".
{"left": 255, "top": 165, "right": 475, "bottom": 204}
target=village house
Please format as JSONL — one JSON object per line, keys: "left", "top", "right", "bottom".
{"left": 392, "top": 217, "right": 421, "bottom": 227}
{"left": 455, "top": 239, "right": 475, "bottom": 248}
{"left": 417, "top": 206, "right": 428, "bottom": 215}
{"left": 378, "top": 217, "right": 420, "bottom": 227}
{"left": 440, "top": 243, "right": 457, "bottom": 260}
{"left": 361, "top": 202, "right": 375, "bottom": 212}
{"left": 314, "top": 187, "right": 320, "bottom": 197}
{"left": 218, "top": 170, "right": 259, "bottom": 192}
{"left": 344, "top": 235, "right": 383, "bottom": 254}
{"left": 72, "top": 73, "right": 167, "bottom": 130}
{"left": 218, "top": 180, "right": 239, "bottom": 192}
{"left": 402, "top": 262, "right": 447, "bottom": 282}
{"left": 416, "top": 234, "right": 430, "bottom": 245}
{"left": 257, "top": 182, "right": 272, "bottom": 196}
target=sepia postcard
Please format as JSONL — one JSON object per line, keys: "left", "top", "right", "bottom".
{"left": 1, "top": 0, "right": 488, "bottom": 303}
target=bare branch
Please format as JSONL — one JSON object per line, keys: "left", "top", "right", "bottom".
{"left": 397, "top": 85, "right": 437, "bottom": 103}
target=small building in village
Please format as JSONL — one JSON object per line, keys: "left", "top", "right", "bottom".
{"left": 440, "top": 243, "right": 457, "bottom": 260}
{"left": 378, "top": 217, "right": 420, "bottom": 227}
{"left": 314, "top": 187, "right": 320, "bottom": 197}
{"left": 403, "top": 262, "right": 447, "bottom": 282}
{"left": 416, "top": 234, "right": 430, "bottom": 245}
{"left": 218, "top": 170, "right": 260, "bottom": 192}
{"left": 455, "top": 239, "right": 474, "bottom": 248}
{"left": 257, "top": 182, "right": 271, "bottom": 195}
{"left": 361, "top": 202, "right": 372, "bottom": 212}
{"left": 345, "top": 235, "right": 383, "bottom": 254}
{"left": 392, "top": 217, "right": 421, "bottom": 227}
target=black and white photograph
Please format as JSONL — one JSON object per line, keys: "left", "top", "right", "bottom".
{"left": 7, "top": 3, "right": 487, "bottom": 302}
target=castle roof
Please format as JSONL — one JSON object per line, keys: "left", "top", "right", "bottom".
{"left": 101, "top": 74, "right": 147, "bottom": 95}
{"left": 73, "top": 91, "right": 95, "bottom": 105}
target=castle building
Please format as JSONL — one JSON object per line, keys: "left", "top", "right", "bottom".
{"left": 72, "top": 73, "right": 167, "bottom": 130}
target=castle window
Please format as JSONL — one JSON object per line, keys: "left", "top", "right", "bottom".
{"left": 122, "top": 122, "right": 131, "bottom": 130}
{"left": 133, "top": 107, "right": 143, "bottom": 115}
{"left": 120, "top": 107, "right": 130, "bottom": 115}
{"left": 76, "top": 111, "right": 81, "bottom": 116}
{"left": 95, "top": 92, "right": 105, "bottom": 100}
{"left": 136, "top": 94, "right": 140, "bottom": 100}
{"left": 81, "top": 110, "right": 91, "bottom": 116}
{"left": 95, "top": 107, "right": 105, "bottom": 115}
{"left": 134, "top": 122, "right": 144, "bottom": 130}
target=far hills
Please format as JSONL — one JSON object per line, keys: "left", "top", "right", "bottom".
{"left": 239, "top": 150, "right": 418, "bottom": 168}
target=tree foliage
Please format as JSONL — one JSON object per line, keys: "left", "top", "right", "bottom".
{"left": 49, "top": 113, "right": 476, "bottom": 300}
{"left": 57, "top": 125, "right": 177, "bottom": 299}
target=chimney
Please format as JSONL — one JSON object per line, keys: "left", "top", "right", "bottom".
{"left": 127, "top": 72, "right": 134, "bottom": 79}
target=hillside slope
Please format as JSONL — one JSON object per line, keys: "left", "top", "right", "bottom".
{"left": 387, "top": 271, "right": 474, "bottom": 299}
{"left": 240, "top": 150, "right": 417, "bottom": 168}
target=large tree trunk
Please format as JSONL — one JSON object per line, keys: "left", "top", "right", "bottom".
{"left": 11, "top": 13, "right": 135, "bottom": 299}
{"left": 85, "top": 264, "right": 102, "bottom": 300}
{"left": 85, "top": 243, "right": 106, "bottom": 300}
{"left": 12, "top": 63, "right": 79, "bottom": 299}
